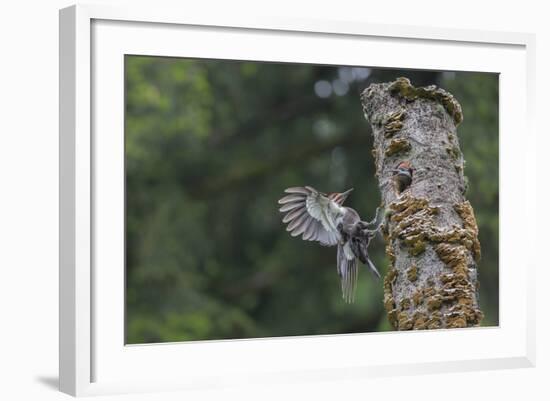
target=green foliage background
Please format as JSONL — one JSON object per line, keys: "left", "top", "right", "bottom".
{"left": 125, "top": 56, "right": 499, "bottom": 343}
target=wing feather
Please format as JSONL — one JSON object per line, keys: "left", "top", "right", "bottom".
{"left": 302, "top": 218, "right": 317, "bottom": 241}
{"left": 279, "top": 202, "right": 303, "bottom": 213}
{"left": 289, "top": 215, "right": 312, "bottom": 237}
{"left": 366, "top": 257, "right": 381, "bottom": 279}
{"left": 278, "top": 194, "right": 306, "bottom": 204}
{"left": 286, "top": 211, "right": 308, "bottom": 232}
{"left": 282, "top": 207, "right": 306, "bottom": 223}
{"left": 284, "top": 187, "right": 310, "bottom": 195}
{"left": 279, "top": 186, "right": 343, "bottom": 247}
{"left": 317, "top": 229, "right": 340, "bottom": 247}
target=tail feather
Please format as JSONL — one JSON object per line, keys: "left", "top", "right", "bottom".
{"left": 337, "top": 243, "right": 358, "bottom": 303}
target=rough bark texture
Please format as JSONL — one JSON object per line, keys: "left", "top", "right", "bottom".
{"left": 361, "top": 77, "right": 483, "bottom": 330}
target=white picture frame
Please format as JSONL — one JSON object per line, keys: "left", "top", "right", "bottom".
{"left": 59, "top": 4, "right": 536, "bottom": 397}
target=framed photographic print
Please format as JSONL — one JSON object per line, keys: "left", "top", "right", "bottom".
{"left": 59, "top": 4, "right": 536, "bottom": 396}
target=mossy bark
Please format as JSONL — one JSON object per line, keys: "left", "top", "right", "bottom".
{"left": 361, "top": 77, "right": 483, "bottom": 330}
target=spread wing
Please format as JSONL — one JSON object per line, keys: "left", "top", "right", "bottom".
{"left": 337, "top": 242, "right": 358, "bottom": 303}
{"left": 278, "top": 186, "right": 342, "bottom": 246}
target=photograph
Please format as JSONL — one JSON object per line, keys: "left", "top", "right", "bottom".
{"left": 124, "top": 55, "right": 498, "bottom": 344}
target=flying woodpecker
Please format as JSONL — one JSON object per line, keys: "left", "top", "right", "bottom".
{"left": 278, "top": 186, "right": 382, "bottom": 303}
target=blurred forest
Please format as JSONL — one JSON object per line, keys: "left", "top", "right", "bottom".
{"left": 125, "top": 55, "right": 499, "bottom": 344}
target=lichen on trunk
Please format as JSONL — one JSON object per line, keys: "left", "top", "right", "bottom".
{"left": 361, "top": 77, "right": 483, "bottom": 330}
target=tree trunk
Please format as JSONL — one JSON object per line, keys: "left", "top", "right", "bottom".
{"left": 361, "top": 77, "right": 483, "bottom": 330}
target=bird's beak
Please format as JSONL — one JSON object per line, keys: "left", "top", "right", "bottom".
{"left": 340, "top": 188, "right": 354, "bottom": 201}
